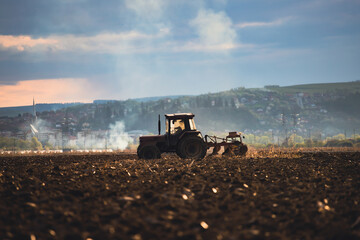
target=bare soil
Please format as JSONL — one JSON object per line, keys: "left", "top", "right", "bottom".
{"left": 0, "top": 151, "right": 359, "bottom": 239}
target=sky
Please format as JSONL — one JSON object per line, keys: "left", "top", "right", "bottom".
{"left": 0, "top": 0, "right": 359, "bottom": 107}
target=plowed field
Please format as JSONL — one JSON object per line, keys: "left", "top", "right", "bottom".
{"left": 0, "top": 151, "right": 359, "bottom": 239}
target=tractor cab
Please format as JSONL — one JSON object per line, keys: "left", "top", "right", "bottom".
{"left": 164, "top": 113, "right": 199, "bottom": 146}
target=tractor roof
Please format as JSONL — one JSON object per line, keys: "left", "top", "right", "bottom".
{"left": 165, "top": 113, "right": 195, "bottom": 119}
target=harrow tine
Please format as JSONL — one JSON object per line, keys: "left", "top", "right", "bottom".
{"left": 211, "top": 145, "right": 221, "bottom": 155}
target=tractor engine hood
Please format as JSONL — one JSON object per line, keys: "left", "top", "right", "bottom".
{"left": 139, "top": 135, "right": 166, "bottom": 143}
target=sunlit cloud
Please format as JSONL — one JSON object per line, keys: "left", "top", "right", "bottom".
{"left": 171, "top": 42, "right": 254, "bottom": 52}
{"left": 235, "top": 17, "right": 293, "bottom": 28}
{"left": 0, "top": 35, "right": 58, "bottom": 51}
{"left": 0, "top": 8, "right": 241, "bottom": 54}
{"left": 0, "top": 29, "right": 170, "bottom": 53}
{"left": 0, "top": 78, "right": 102, "bottom": 107}
{"left": 0, "top": 23, "right": 245, "bottom": 54}
{"left": 190, "top": 9, "right": 237, "bottom": 50}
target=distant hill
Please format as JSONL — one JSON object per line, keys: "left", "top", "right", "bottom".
{"left": 0, "top": 103, "right": 84, "bottom": 117}
{"left": 132, "top": 95, "right": 190, "bottom": 102}
{"left": 266, "top": 80, "right": 360, "bottom": 94}
{"left": 92, "top": 95, "right": 188, "bottom": 104}
{"left": 0, "top": 96, "right": 189, "bottom": 117}
{"left": 1, "top": 81, "right": 359, "bottom": 137}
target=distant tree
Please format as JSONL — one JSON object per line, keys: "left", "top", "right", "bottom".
{"left": 44, "top": 142, "right": 54, "bottom": 150}
{"left": 105, "top": 106, "right": 112, "bottom": 120}
{"left": 244, "top": 134, "right": 255, "bottom": 144}
{"left": 304, "top": 139, "right": 324, "bottom": 147}
{"left": 288, "top": 134, "right": 304, "bottom": 146}
{"left": 231, "top": 98, "right": 236, "bottom": 108}
{"left": 140, "top": 102, "right": 146, "bottom": 114}
{"left": 31, "top": 137, "right": 43, "bottom": 150}
{"left": 259, "top": 136, "right": 271, "bottom": 145}
{"left": 331, "top": 134, "right": 345, "bottom": 140}
{"left": 17, "top": 139, "right": 31, "bottom": 150}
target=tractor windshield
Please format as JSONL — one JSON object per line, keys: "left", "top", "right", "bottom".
{"left": 167, "top": 117, "right": 196, "bottom": 135}
{"left": 189, "top": 118, "right": 196, "bottom": 130}
{"left": 170, "top": 119, "right": 185, "bottom": 134}
{"left": 166, "top": 119, "right": 169, "bottom": 133}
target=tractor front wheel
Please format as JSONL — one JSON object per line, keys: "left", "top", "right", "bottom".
{"left": 223, "top": 142, "right": 248, "bottom": 156}
{"left": 137, "top": 145, "right": 161, "bottom": 159}
{"left": 237, "top": 144, "right": 248, "bottom": 156}
{"left": 177, "top": 136, "right": 207, "bottom": 159}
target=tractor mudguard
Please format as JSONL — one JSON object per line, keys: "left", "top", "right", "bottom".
{"left": 178, "top": 130, "right": 202, "bottom": 141}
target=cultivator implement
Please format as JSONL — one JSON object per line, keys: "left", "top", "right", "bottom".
{"left": 205, "top": 132, "right": 248, "bottom": 156}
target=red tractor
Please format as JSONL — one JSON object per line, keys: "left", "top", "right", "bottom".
{"left": 137, "top": 113, "right": 248, "bottom": 159}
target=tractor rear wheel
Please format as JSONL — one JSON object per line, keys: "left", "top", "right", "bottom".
{"left": 137, "top": 145, "right": 161, "bottom": 159}
{"left": 177, "top": 136, "right": 207, "bottom": 159}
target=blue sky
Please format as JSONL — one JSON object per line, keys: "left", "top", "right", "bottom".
{"left": 0, "top": 0, "right": 359, "bottom": 106}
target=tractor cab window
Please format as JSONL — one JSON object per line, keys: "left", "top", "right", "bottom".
{"left": 189, "top": 119, "right": 196, "bottom": 130}
{"left": 170, "top": 119, "right": 185, "bottom": 135}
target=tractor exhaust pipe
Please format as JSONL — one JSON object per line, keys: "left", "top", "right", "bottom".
{"left": 158, "top": 114, "right": 161, "bottom": 135}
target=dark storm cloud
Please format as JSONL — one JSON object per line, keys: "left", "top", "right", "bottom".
{"left": 0, "top": 50, "right": 115, "bottom": 82}
{"left": 0, "top": 0, "right": 131, "bottom": 36}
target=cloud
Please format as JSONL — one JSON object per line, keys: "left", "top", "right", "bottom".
{"left": 297, "top": 0, "right": 360, "bottom": 10}
{"left": 189, "top": 9, "right": 237, "bottom": 50}
{"left": 0, "top": 24, "right": 242, "bottom": 54}
{"left": 0, "top": 78, "right": 102, "bottom": 107}
{"left": 54, "top": 29, "right": 170, "bottom": 53}
{"left": 171, "top": 41, "right": 253, "bottom": 53}
{"left": 0, "top": 29, "right": 170, "bottom": 53}
{"left": 125, "top": 0, "right": 166, "bottom": 20}
{"left": 213, "top": 0, "right": 227, "bottom": 5}
{"left": 0, "top": 7, "right": 243, "bottom": 55}
{"left": 235, "top": 17, "right": 293, "bottom": 28}
{"left": 0, "top": 35, "right": 58, "bottom": 51}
